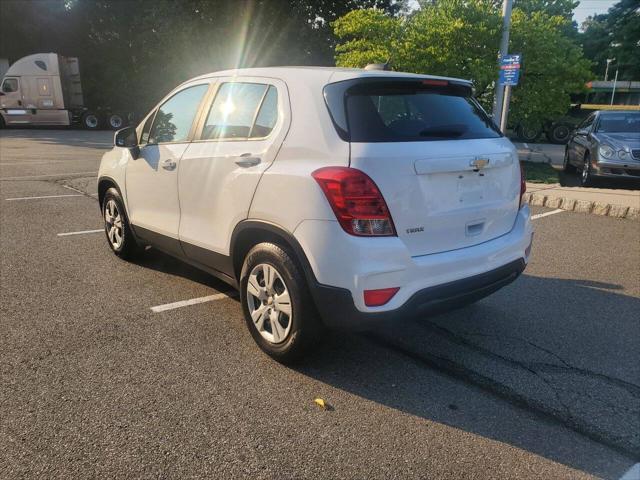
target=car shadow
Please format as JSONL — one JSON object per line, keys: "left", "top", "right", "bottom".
{"left": 132, "top": 248, "right": 639, "bottom": 478}
{"left": 557, "top": 169, "right": 640, "bottom": 190}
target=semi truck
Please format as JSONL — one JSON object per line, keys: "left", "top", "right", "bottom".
{"left": 0, "top": 53, "right": 129, "bottom": 130}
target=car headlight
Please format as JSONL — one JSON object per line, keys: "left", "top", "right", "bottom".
{"left": 599, "top": 144, "right": 615, "bottom": 159}
{"left": 618, "top": 150, "right": 630, "bottom": 161}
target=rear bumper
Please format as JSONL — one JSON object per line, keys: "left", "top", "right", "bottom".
{"left": 295, "top": 205, "right": 533, "bottom": 329}
{"left": 312, "top": 258, "right": 525, "bottom": 329}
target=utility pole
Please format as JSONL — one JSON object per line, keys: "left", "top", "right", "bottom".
{"left": 610, "top": 68, "right": 619, "bottom": 105}
{"left": 492, "top": 0, "right": 514, "bottom": 125}
{"left": 604, "top": 58, "right": 614, "bottom": 81}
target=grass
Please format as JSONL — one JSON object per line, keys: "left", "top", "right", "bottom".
{"left": 522, "top": 161, "right": 559, "bottom": 184}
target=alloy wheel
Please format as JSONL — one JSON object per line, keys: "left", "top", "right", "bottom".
{"left": 582, "top": 157, "right": 590, "bottom": 184}
{"left": 104, "top": 199, "right": 124, "bottom": 250}
{"left": 246, "top": 263, "right": 292, "bottom": 344}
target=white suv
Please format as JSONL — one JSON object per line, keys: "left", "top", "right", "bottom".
{"left": 98, "top": 67, "right": 533, "bottom": 361}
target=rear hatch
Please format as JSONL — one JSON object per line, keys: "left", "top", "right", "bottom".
{"left": 324, "top": 77, "right": 521, "bottom": 257}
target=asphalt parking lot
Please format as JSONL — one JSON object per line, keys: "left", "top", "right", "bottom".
{"left": 1, "top": 130, "right": 639, "bottom": 479}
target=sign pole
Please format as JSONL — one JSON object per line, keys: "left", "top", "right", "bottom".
{"left": 500, "top": 85, "right": 512, "bottom": 133}
{"left": 492, "top": 0, "right": 514, "bottom": 124}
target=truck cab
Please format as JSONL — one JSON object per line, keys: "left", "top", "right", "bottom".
{"left": 0, "top": 53, "right": 84, "bottom": 128}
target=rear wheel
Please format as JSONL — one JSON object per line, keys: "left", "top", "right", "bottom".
{"left": 580, "top": 153, "right": 594, "bottom": 187}
{"left": 107, "top": 113, "right": 124, "bottom": 130}
{"left": 102, "top": 188, "right": 142, "bottom": 259}
{"left": 516, "top": 124, "right": 541, "bottom": 143}
{"left": 547, "top": 122, "right": 572, "bottom": 144}
{"left": 240, "top": 242, "right": 322, "bottom": 362}
{"left": 562, "top": 147, "right": 576, "bottom": 173}
{"left": 81, "top": 111, "right": 100, "bottom": 130}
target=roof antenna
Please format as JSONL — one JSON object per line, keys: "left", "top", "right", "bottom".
{"left": 364, "top": 58, "right": 392, "bottom": 71}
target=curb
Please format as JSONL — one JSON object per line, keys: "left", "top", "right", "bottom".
{"left": 524, "top": 192, "right": 639, "bottom": 220}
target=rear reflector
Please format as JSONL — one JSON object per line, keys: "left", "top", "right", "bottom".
{"left": 364, "top": 287, "right": 400, "bottom": 307}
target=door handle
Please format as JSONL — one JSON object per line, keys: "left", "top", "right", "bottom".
{"left": 161, "top": 159, "right": 177, "bottom": 170}
{"left": 235, "top": 154, "right": 261, "bottom": 168}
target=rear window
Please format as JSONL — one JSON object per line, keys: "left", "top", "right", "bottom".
{"left": 325, "top": 79, "right": 500, "bottom": 142}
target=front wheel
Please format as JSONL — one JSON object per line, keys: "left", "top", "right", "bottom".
{"left": 240, "top": 242, "right": 323, "bottom": 362}
{"left": 102, "top": 188, "right": 142, "bottom": 259}
{"left": 580, "top": 153, "right": 595, "bottom": 187}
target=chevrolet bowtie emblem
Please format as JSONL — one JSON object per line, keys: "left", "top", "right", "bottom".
{"left": 470, "top": 158, "right": 490, "bottom": 170}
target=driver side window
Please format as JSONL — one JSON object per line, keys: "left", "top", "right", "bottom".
{"left": 579, "top": 115, "right": 595, "bottom": 132}
{"left": 147, "top": 84, "right": 209, "bottom": 144}
{"left": 2, "top": 78, "right": 18, "bottom": 93}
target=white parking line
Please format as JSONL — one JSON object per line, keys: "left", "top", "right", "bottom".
{"left": 62, "top": 184, "right": 98, "bottom": 197}
{"left": 531, "top": 209, "right": 564, "bottom": 220}
{"left": 57, "top": 229, "right": 103, "bottom": 237}
{"left": 6, "top": 194, "right": 84, "bottom": 201}
{"left": 150, "top": 292, "right": 236, "bottom": 313}
{"left": 0, "top": 171, "right": 97, "bottom": 180}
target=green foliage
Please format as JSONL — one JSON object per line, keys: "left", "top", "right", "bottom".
{"left": 0, "top": 0, "right": 399, "bottom": 115}
{"left": 580, "top": 0, "right": 640, "bottom": 80}
{"left": 333, "top": 0, "right": 592, "bottom": 128}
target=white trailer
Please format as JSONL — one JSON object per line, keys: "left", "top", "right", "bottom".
{"left": 0, "top": 53, "right": 127, "bottom": 130}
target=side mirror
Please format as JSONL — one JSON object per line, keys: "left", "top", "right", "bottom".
{"left": 576, "top": 128, "right": 589, "bottom": 136}
{"left": 114, "top": 126, "right": 137, "bottom": 148}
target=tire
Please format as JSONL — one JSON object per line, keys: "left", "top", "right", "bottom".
{"left": 102, "top": 188, "right": 142, "bottom": 259}
{"left": 81, "top": 111, "right": 100, "bottom": 130}
{"left": 0, "top": 114, "right": 5, "bottom": 129}
{"left": 547, "top": 122, "right": 572, "bottom": 144}
{"left": 107, "top": 113, "right": 124, "bottom": 130}
{"left": 562, "top": 147, "right": 576, "bottom": 173}
{"left": 240, "top": 242, "right": 323, "bottom": 362}
{"left": 516, "top": 124, "right": 541, "bottom": 143}
{"left": 580, "top": 152, "right": 594, "bottom": 187}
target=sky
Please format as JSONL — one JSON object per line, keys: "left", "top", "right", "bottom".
{"left": 572, "top": 0, "right": 617, "bottom": 28}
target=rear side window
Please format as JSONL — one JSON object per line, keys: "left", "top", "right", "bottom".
{"left": 149, "top": 84, "right": 208, "bottom": 144}
{"left": 202, "top": 82, "right": 276, "bottom": 140}
{"left": 250, "top": 86, "right": 278, "bottom": 138}
{"left": 325, "top": 79, "right": 500, "bottom": 142}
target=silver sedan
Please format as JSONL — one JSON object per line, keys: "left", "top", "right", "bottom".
{"left": 563, "top": 110, "right": 640, "bottom": 186}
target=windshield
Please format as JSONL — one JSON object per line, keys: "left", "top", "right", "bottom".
{"left": 338, "top": 81, "right": 500, "bottom": 143}
{"left": 596, "top": 113, "right": 640, "bottom": 133}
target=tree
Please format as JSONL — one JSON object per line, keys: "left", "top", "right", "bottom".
{"left": 580, "top": 0, "right": 640, "bottom": 80}
{"left": 333, "top": 0, "right": 592, "bottom": 128}
{"left": 0, "top": 0, "right": 400, "bottom": 115}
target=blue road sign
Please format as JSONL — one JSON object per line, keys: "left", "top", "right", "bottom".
{"left": 499, "top": 53, "right": 521, "bottom": 86}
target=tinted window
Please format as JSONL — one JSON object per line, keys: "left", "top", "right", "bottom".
{"left": 250, "top": 86, "right": 278, "bottom": 138}
{"left": 345, "top": 85, "right": 500, "bottom": 142}
{"left": 149, "top": 84, "right": 208, "bottom": 144}
{"left": 2, "top": 78, "right": 18, "bottom": 93}
{"left": 202, "top": 82, "right": 267, "bottom": 140}
{"left": 596, "top": 113, "right": 640, "bottom": 133}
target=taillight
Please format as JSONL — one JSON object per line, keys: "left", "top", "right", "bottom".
{"left": 364, "top": 287, "right": 399, "bottom": 307}
{"left": 519, "top": 162, "right": 526, "bottom": 208}
{"left": 312, "top": 167, "right": 396, "bottom": 236}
